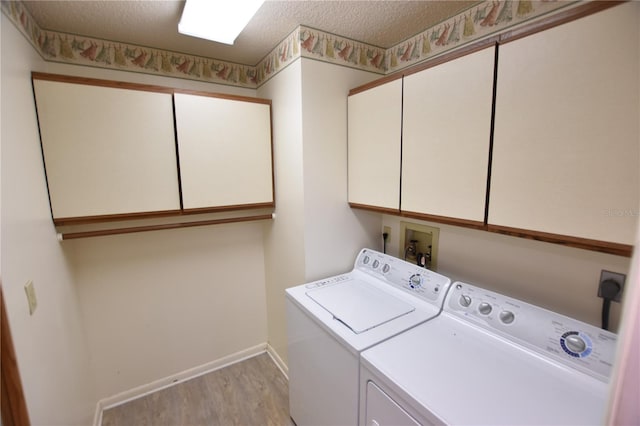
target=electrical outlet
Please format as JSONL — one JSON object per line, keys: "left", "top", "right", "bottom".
{"left": 383, "top": 226, "right": 391, "bottom": 239}
{"left": 24, "top": 280, "right": 38, "bottom": 315}
{"left": 598, "top": 270, "right": 625, "bottom": 303}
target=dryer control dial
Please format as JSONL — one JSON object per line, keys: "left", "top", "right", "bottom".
{"left": 566, "top": 335, "right": 586, "bottom": 353}
{"left": 382, "top": 264, "right": 390, "bottom": 274}
{"left": 372, "top": 259, "right": 380, "bottom": 269}
{"left": 409, "top": 274, "right": 423, "bottom": 289}
{"left": 459, "top": 294, "right": 472, "bottom": 307}
{"left": 560, "top": 331, "right": 592, "bottom": 358}
{"left": 499, "top": 310, "right": 515, "bottom": 324}
{"left": 478, "top": 302, "right": 492, "bottom": 315}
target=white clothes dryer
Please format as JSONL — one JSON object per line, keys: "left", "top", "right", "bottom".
{"left": 360, "top": 281, "right": 618, "bottom": 425}
{"left": 286, "top": 248, "right": 451, "bottom": 426}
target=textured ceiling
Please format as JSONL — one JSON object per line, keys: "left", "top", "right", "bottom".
{"left": 22, "top": 0, "right": 478, "bottom": 65}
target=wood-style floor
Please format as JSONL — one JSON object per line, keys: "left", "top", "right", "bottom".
{"left": 101, "top": 353, "right": 292, "bottom": 426}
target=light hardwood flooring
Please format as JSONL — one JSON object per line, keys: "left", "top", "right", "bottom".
{"left": 101, "top": 353, "right": 292, "bottom": 426}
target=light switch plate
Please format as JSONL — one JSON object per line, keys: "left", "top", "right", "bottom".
{"left": 24, "top": 280, "right": 37, "bottom": 315}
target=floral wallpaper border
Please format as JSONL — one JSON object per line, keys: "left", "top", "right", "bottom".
{"left": 2, "top": 0, "right": 577, "bottom": 89}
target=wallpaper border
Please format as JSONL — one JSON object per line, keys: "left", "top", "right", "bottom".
{"left": 2, "top": 0, "right": 578, "bottom": 89}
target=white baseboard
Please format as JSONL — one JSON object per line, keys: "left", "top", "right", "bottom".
{"left": 266, "top": 343, "right": 289, "bottom": 380}
{"left": 93, "top": 343, "right": 267, "bottom": 426}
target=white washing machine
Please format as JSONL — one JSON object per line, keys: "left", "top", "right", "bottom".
{"left": 360, "top": 281, "right": 618, "bottom": 425}
{"left": 286, "top": 248, "right": 452, "bottom": 426}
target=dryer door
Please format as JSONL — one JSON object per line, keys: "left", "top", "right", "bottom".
{"left": 365, "top": 381, "right": 422, "bottom": 426}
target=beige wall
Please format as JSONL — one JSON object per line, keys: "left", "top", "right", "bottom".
{"left": 3, "top": 17, "right": 270, "bottom": 412}
{"left": 1, "top": 15, "right": 95, "bottom": 424}
{"left": 258, "top": 60, "right": 306, "bottom": 365}
{"left": 258, "top": 59, "right": 380, "bottom": 366}
{"left": 38, "top": 63, "right": 269, "bottom": 401}
{"left": 300, "top": 60, "right": 381, "bottom": 281}
{"left": 383, "top": 215, "right": 632, "bottom": 332}
{"left": 2, "top": 4, "right": 636, "bottom": 421}
{"left": 67, "top": 223, "right": 268, "bottom": 400}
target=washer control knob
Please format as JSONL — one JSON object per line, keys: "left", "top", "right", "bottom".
{"left": 565, "top": 334, "right": 587, "bottom": 354}
{"left": 372, "top": 259, "right": 380, "bottom": 268}
{"left": 409, "top": 274, "right": 422, "bottom": 288}
{"left": 362, "top": 255, "right": 370, "bottom": 265}
{"left": 499, "top": 310, "right": 515, "bottom": 324}
{"left": 478, "top": 302, "right": 492, "bottom": 315}
{"left": 382, "top": 264, "right": 390, "bottom": 274}
{"left": 459, "top": 295, "right": 472, "bottom": 307}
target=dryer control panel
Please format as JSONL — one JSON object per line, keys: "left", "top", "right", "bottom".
{"left": 445, "top": 282, "right": 617, "bottom": 381}
{"left": 354, "top": 249, "right": 451, "bottom": 305}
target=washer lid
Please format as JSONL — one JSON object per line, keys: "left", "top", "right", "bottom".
{"left": 306, "top": 279, "right": 415, "bottom": 334}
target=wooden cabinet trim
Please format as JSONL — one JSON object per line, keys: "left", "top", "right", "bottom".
{"left": 349, "top": 202, "right": 400, "bottom": 215}
{"left": 348, "top": 73, "right": 404, "bottom": 96}
{"left": 53, "top": 209, "right": 183, "bottom": 226}
{"left": 173, "top": 88, "right": 272, "bottom": 105}
{"left": 59, "top": 214, "right": 274, "bottom": 240}
{"left": 32, "top": 73, "right": 275, "bottom": 105}
{"left": 348, "top": 204, "right": 633, "bottom": 256}
{"left": 401, "top": 211, "right": 486, "bottom": 230}
{"left": 487, "top": 225, "right": 633, "bottom": 257}
{"left": 1, "top": 284, "right": 31, "bottom": 426}
{"left": 53, "top": 202, "right": 275, "bottom": 226}
{"left": 181, "top": 202, "right": 275, "bottom": 215}
{"left": 32, "top": 72, "right": 174, "bottom": 94}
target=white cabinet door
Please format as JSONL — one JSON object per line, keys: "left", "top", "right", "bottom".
{"left": 402, "top": 46, "right": 495, "bottom": 224}
{"left": 490, "top": 3, "right": 639, "bottom": 245}
{"left": 174, "top": 92, "right": 274, "bottom": 210}
{"left": 348, "top": 79, "right": 402, "bottom": 212}
{"left": 33, "top": 77, "right": 180, "bottom": 221}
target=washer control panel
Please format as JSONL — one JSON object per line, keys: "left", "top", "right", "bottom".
{"left": 354, "top": 249, "right": 451, "bottom": 304}
{"left": 446, "top": 282, "right": 617, "bottom": 380}
{"left": 304, "top": 274, "right": 350, "bottom": 290}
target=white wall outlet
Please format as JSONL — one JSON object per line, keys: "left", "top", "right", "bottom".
{"left": 24, "top": 280, "right": 37, "bottom": 315}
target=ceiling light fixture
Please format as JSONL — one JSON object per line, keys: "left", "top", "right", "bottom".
{"left": 178, "top": 0, "right": 265, "bottom": 45}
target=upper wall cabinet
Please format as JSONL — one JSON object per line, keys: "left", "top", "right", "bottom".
{"left": 402, "top": 46, "right": 495, "bottom": 226}
{"left": 174, "top": 92, "right": 274, "bottom": 211}
{"left": 348, "top": 79, "right": 402, "bottom": 213}
{"left": 33, "top": 73, "right": 275, "bottom": 228}
{"left": 33, "top": 75, "right": 181, "bottom": 222}
{"left": 489, "top": 3, "right": 639, "bottom": 246}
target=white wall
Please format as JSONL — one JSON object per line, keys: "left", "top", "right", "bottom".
{"left": 1, "top": 15, "right": 95, "bottom": 424}
{"left": 258, "top": 59, "right": 380, "bottom": 365}
{"left": 258, "top": 61, "right": 306, "bottom": 364}
{"left": 37, "top": 62, "right": 270, "bottom": 401}
{"left": 383, "top": 215, "right": 631, "bottom": 331}
{"left": 66, "top": 223, "right": 267, "bottom": 400}
{"left": 300, "top": 59, "right": 381, "bottom": 281}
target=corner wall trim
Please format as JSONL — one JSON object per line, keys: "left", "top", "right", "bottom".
{"left": 266, "top": 344, "right": 289, "bottom": 380}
